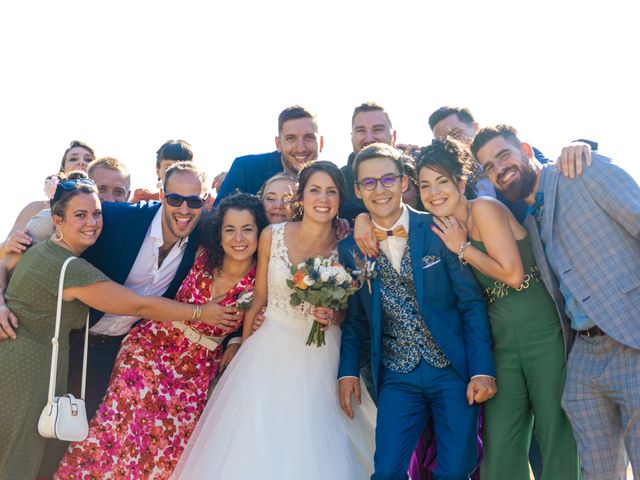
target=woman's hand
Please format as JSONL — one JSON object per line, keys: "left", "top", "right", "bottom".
{"left": 354, "top": 213, "right": 378, "bottom": 257}
{"left": 251, "top": 306, "right": 267, "bottom": 333}
{"left": 219, "top": 342, "right": 240, "bottom": 372}
{"left": 334, "top": 217, "right": 351, "bottom": 241}
{"left": 0, "top": 230, "right": 31, "bottom": 258}
{"left": 312, "top": 306, "right": 337, "bottom": 332}
{"left": 0, "top": 303, "right": 18, "bottom": 340}
{"left": 200, "top": 295, "right": 240, "bottom": 329}
{"left": 431, "top": 216, "right": 468, "bottom": 254}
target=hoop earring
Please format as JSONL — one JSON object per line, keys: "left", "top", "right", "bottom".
{"left": 54, "top": 230, "right": 64, "bottom": 242}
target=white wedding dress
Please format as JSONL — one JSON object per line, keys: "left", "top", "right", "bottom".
{"left": 173, "top": 222, "right": 376, "bottom": 480}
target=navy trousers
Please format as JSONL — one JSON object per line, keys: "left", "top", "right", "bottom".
{"left": 373, "top": 361, "right": 478, "bottom": 480}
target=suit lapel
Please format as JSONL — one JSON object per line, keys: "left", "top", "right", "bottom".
{"left": 116, "top": 204, "right": 159, "bottom": 283}
{"left": 165, "top": 225, "right": 201, "bottom": 298}
{"left": 408, "top": 210, "right": 426, "bottom": 313}
{"left": 541, "top": 166, "right": 560, "bottom": 253}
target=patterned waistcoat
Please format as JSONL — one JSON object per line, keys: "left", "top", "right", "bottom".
{"left": 377, "top": 244, "right": 449, "bottom": 373}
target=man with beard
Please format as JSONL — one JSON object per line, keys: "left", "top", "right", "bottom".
{"left": 428, "top": 106, "right": 596, "bottom": 223}
{"left": 472, "top": 124, "right": 640, "bottom": 479}
{"left": 214, "top": 105, "right": 322, "bottom": 205}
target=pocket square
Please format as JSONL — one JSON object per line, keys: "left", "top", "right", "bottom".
{"left": 422, "top": 255, "right": 441, "bottom": 269}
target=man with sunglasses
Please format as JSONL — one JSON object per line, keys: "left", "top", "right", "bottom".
{"left": 0, "top": 163, "right": 207, "bottom": 473}
{"left": 338, "top": 143, "right": 495, "bottom": 479}
{"left": 62, "top": 162, "right": 206, "bottom": 423}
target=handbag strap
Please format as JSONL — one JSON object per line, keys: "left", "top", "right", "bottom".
{"left": 46, "top": 256, "right": 90, "bottom": 403}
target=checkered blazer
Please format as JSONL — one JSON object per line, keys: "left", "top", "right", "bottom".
{"left": 527, "top": 154, "right": 640, "bottom": 349}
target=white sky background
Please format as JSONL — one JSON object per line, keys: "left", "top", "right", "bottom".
{"left": 1, "top": 0, "right": 639, "bottom": 238}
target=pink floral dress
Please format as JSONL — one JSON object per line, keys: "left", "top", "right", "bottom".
{"left": 55, "top": 251, "right": 255, "bottom": 479}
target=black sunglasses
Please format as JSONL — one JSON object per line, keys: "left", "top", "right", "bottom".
{"left": 164, "top": 193, "right": 205, "bottom": 209}
{"left": 52, "top": 178, "right": 96, "bottom": 203}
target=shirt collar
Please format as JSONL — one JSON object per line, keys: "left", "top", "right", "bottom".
{"left": 372, "top": 204, "right": 409, "bottom": 235}
{"left": 150, "top": 205, "right": 189, "bottom": 248}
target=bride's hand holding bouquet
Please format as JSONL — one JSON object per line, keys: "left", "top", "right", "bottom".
{"left": 287, "top": 255, "right": 365, "bottom": 347}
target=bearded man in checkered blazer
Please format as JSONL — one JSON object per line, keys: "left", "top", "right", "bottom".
{"left": 472, "top": 124, "right": 640, "bottom": 480}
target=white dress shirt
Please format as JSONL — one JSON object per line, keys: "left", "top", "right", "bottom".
{"left": 90, "top": 206, "right": 189, "bottom": 336}
{"left": 372, "top": 205, "right": 409, "bottom": 274}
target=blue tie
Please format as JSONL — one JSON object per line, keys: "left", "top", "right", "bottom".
{"left": 525, "top": 191, "right": 545, "bottom": 218}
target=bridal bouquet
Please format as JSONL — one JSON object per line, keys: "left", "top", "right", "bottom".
{"left": 287, "top": 256, "right": 361, "bottom": 347}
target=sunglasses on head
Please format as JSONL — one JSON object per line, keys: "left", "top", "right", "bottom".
{"left": 164, "top": 193, "right": 205, "bottom": 209}
{"left": 52, "top": 178, "right": 96, "bottom": 203}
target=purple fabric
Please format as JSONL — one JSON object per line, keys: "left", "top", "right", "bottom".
{"left": 409, "top": 409, "right": 483, "bottom": 480}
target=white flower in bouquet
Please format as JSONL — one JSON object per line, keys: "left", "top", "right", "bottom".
{"left": 320, "top": 269, "right": 331, "bottom": 283}
{"left": 333, "top": 267, "right": 347, "bottom": 285}
{"left": 303, "top": 275, "right": 316, "bottom": 287}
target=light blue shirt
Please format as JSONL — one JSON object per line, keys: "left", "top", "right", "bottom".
{"left": 537, "top": 167, "right": 595, "bottom": 331}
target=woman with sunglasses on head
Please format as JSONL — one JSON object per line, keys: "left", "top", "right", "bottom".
{"left": 414, "top": 139, "right": 579, "bottom": 480}
{"left": 0, "top": 140, "right": 95, "bottom": 260}
{"left": 0, "top": 182, "right": 248, "bottom": 479}
{"left": 54, "top": 193, "right": 268, "bottom": 479}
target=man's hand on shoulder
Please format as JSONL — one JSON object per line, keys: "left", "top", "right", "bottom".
{"left": 556, "top": 142, "right": 592, "bottom": 179}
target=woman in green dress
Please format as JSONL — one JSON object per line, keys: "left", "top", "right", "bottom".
{"left": 0, "top": 179, "right": 228, "bottom": 479}
{"left": 415, "top": 139, "right": 579, "bottom": 479}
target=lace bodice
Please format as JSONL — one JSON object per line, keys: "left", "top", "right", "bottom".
{"left": 264, "top": 223, "right": 314, "bottom": 326}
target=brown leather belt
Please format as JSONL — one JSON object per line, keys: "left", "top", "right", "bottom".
{"left": 577, "top": 325, "right": 606, "bottom": 337}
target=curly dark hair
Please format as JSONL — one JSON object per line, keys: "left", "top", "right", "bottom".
{"left": 416, "top": 138, "right": 474, "bottom": 183}
{"left": 416, "top": 138, "right": 487, "bottom": 200}
{"left": 200, "top": 193, "right": 269, "bottom": 271}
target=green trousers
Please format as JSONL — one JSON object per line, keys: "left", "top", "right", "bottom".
{"left": 480, "top": 325, "right": 581, "bottom": 480}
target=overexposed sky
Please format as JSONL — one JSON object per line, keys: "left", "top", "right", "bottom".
{"left": 1, "top": 0, "right": 638, "bottom": 237}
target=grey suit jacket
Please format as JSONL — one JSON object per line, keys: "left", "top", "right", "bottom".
{"left": 526, "top": 154, "right": 640, "bottom": 350}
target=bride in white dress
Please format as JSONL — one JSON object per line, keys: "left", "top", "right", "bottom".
{"left": 173, "top": 161, "right": 375, "bottom": 480}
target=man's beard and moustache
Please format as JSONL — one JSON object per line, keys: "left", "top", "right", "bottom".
{"left": 497, "top": 161, "right": 538, "bottom": 202}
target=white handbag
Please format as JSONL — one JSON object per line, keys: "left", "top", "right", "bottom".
{"left": 37, "top": 256, "right": 90, "bottom": 442}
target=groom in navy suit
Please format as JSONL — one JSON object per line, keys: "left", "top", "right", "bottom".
{"left": 338, "top": 143, "right": 496, "bottom": 479}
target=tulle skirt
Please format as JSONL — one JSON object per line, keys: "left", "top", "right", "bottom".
{"left": 173, "top": 307, "right": 376, "bottom": 480}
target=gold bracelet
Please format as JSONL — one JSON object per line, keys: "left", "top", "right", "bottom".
{"left": 193, "top": 304, "right": 202, "bottom": 322}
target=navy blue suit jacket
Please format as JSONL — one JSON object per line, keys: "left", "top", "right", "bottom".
{"left": 81, "top": 201, "right": 201, "bottom": 327}
{"left": 337, "top": 207, "right": 495, "bottom": 398}
{"left": 214, "top": 151, "right": 283, "bottom": 206}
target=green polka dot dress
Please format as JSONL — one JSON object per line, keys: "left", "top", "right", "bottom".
{"left": 0, "top": 240, "right": 108, "bottom": 479}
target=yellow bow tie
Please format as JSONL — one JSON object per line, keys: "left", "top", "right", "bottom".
{"left": 373, "top": 225, "right": 408, "bottom": 242}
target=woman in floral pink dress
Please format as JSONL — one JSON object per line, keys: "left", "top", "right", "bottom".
{"left": 55, "top": 193, "right": 268, "bottom": 479}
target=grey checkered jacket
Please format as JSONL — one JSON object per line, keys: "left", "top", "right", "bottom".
{"left": 526, "top": 154, "right": 640, "bottom": 350}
